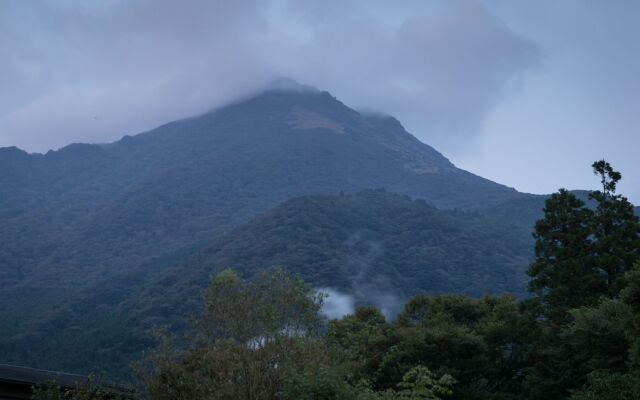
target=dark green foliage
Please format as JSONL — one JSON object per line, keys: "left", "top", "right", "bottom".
{"left": 326, "top": 306, "right": 393, "bottom": 387}
{"left": 122, "top": 189, "right": 533, "bottom": 358}
{"left": 146, "top": 189, "right": 531, "bottom": 302}
{"left": 589, "top": 160, "right": 640, "bottom": 296}
{"left": 566, "top": 299, "right": 632, "bottom": 373}
{"left": 31, "top": 376, "right": 132, "bottom": 400}
{"left": 327, "top": 295, "right": 531, "bottom": 400}
{"left": 134, "top": 261, "right": 640, "bottom": 399}
{"left": 139, "top": 268, "right": 530, "bottom": 400}
{"left": 525, "top": 267, "right": 640, "bottom": 400}
{"left": 525, "top": 161, "right": 640, "bottom": 399}
{"left": 135, "top": 268, "right": 460, "bottom": 400}
{"left": 569, "top": 370, "right": 640, "bottom": 400}
{"left": 394, "top": 366, "right": 456, "bottom": 399}
{"left": 136, "top": 268, "right": 326, "bottom": 400}
{"left": 527, "top": 189, "right": 601, "bottom": 324}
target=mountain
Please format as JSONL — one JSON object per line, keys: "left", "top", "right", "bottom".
{"left": 0, "top": 86, "right": 528, "bottom": 285}
{"left": 0, "top": 84, "right": 541, "bottom": 375}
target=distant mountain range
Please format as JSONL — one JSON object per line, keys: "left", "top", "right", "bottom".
{"left": 0, "top": 83, "right": 633, "bottom": 376}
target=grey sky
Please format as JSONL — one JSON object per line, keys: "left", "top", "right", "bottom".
{"left": 0, "top": 0, "right": 637, "bottom": 202}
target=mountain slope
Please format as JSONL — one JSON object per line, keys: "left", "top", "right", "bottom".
{"left": 127, "top": 189, "right": 533, "bottom": 322}
{"left": 1, "top": 87, "right": 526, "bottom": 286}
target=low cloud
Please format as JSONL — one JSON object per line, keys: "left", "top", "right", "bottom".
{"left": 317, "top": 232, "right": 407, "bottom": 320}
{"left": 318, "top": 288, "right": 356, "bottom": 320}
{"left": 318, "top": 287, "right": 404, "bottom": 320}
{"left": 0, "top": 0, "right": 540, "bottom": 152}
{"left": 276, "top": 0, "right": 540, "bottom": 147}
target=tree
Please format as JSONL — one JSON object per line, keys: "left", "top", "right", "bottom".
{"left": 334, "top": 295, "right": 530, "bottom": 399}
{"left": 526, "top": 189, "right": 600, "bottom": 324}
{"left": 326, "top": 306, "right": 393, "bottom": 388}
{"left": 619, "top": 265, "right": 640, "bottom": 366}
{"left": 527, "top": 161, "right": 640, "bottom": 323}
{"left": 589, "top": 160, "right": 640, "bottom": 296}
{"left": 136, "top": 267, "right": 327, "bottom": 400}
{"left": 395, "top": 366, "right": 456, "bottom": 400}
{"left": 563, "top": 265, "right": 640, "bottom": 399}
{"left": 566, "top": 298, "right": 632, "bottom": 373}
{"left": 525, "top": 161, "right": 640, "bottom": 399}
{"left": 569, "top": 370, "right": 640, "bottom": 400}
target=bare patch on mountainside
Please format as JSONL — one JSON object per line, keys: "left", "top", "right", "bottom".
{"left": 288, "top": 107, "right": 346, "bottom": 134}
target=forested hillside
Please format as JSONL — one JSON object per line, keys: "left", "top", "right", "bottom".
{"left": 0, "top": 86, "right": 535, "bottom": 374}
{"left": 1, "top": 86, "right": 636, "bottom": 378}
{"left": 125, "top": 189, "right": 533, "bottom": 328}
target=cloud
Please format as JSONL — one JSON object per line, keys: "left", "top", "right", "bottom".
{"left": 275, "top": 0, "right": 540, "bottom": 146}
{"left": 455, "top": 0, "right": 640, "bottom": 203}
{"left": 0, "top": 0, "right": 540, "bottom": 152}
{"left": 0, "top": 0, "right": 275, "bottom": 151}
{"left": 319, "top": 287, "right": 403, "bottom": 320}
{"left": 318, "top": 288, "right": 355, "bottom": 320}
{"left": 330, "top": 232, "right": 406, "bottom": 319}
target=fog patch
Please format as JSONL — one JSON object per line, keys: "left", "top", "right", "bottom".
{"left": 318, "top": 287, "right": 355, "bottom": 320}
{"left": 367, "top": 291, "right": 404, "bottom": 320}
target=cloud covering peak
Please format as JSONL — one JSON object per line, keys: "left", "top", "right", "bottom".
{"left": 0, "top": 0, "right": 539, "bottom": 152}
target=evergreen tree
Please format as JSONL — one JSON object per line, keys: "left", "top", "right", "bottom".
{"left": 527, "top": 161, "right": 640, "bottom": 323}
{"left": 589, "top": 160, "right": 640, "bottom": 296}
{"left": 526, "top": 160, "right": 640, "bottom": 399}
{"left": 526, "top": 189, "right": 600, "bottom": 325}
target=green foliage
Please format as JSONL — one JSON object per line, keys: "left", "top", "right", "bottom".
{"left": 589, "top": 160, "right": 640, "bottom": 296}
{"left": 527, "top": 189, "right": 601, "bottom": 324}
{"left": 570, "top": 370, "right": 640, "bottom": 400}
{"left": 619, "top": 265, "right": 640, "bottom": 366}
{"left": 395, "top": 366, "right": 456, "bottom": 399}
{"left": 31, "top": 376, "right": 131, "bottom": 400}
{"left": 525, "top": 161, "right": 640, "bottom": 399}
{"left": 136, "top": 267, "right": 327, "bottom": 400}
{"left": 328, "top": 295, "right": 530, "bottom": 399}
{"left": 139, "top": 268, "right": 518, "bottom": 399}
{"left": 326, "top": 306, "right": 395, "bottom": 387}
{"left": 566, "top": 298, "right": 632, "bottom": 373}
{"left": 280, "top": 364, "right": 354, "bottom": 400}
{"left": 527, "top": 161, "right": 639, "bottom": 324}
{"left": 134, "top": 190, "right": 533, "bottom": 340}
{"left": 200, "top": 268, "right": 324, "bottom": 342}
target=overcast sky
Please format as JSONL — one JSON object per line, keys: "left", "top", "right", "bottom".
{"left": 1, "top": 0, "right": 638, "bottom": 203}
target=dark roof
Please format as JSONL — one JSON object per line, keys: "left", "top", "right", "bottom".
{"left": 0, "top": 364, "right": 89, "bottom": 389}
